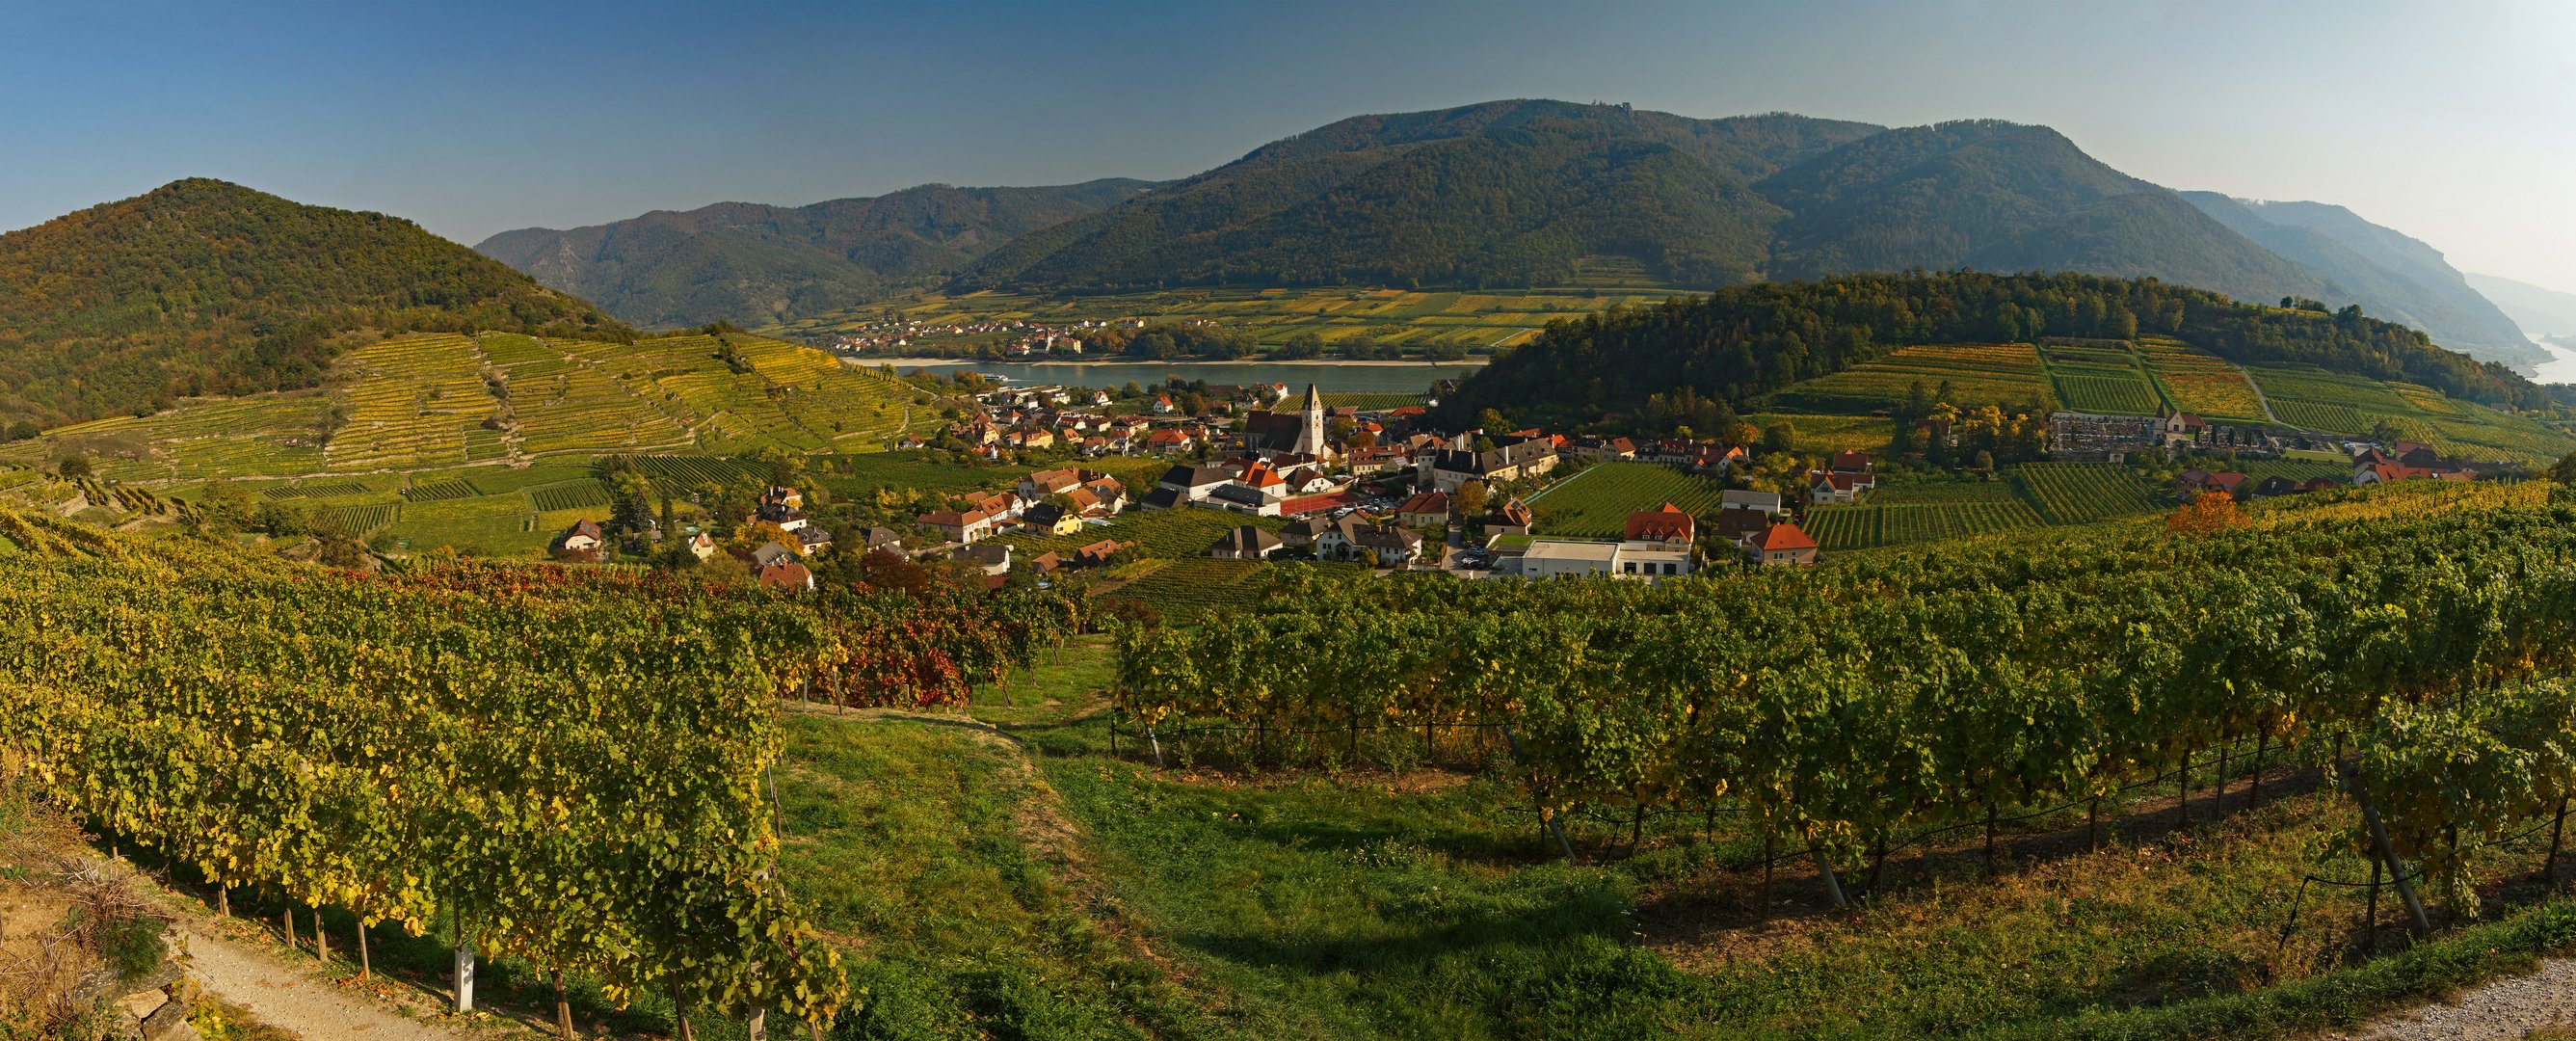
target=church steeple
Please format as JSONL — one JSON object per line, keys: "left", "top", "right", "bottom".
{"left": 1294, "top": 383, "right": 1326, "bottom": 456}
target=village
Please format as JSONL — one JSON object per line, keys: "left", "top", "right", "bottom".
{"left": 554, "top": 375, "right": 2514, "bottom": 593}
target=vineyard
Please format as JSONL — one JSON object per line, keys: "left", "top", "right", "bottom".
{"left": 2012, "top": 461, "right": 2168, "bottom": 524}
{"left": 1766, "top": 343, "right": 2052, "bottom": 414}
{"left": 1800, "top": 499, "right": 2043, "bottom": 550}
{"left": 0, "top": 507, "right": 1086, "bottom": 1038}
{"left": 1526, "top": 461, "right": 1729, "bottom": 538}
{"left": 526, "top": 478, "right": 615, "bottom": 513}
{"left": 1112, "top": 479, "right": 2576, "bottom": 1023}
{"left": 2138, "top": 338, "right": 2267, "bottom": 420}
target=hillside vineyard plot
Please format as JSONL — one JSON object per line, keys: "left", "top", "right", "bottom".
{"left": 2138, "top": 338, "right": 2266, "bottom": 420}
{"left": 2012, "top": 462, "right": 2167, "bottom": 524}
{"left": 1802, "top": 500, "right": 2043, "bottom": 550}
{"left": 1766, "top": 343, "right": 2051, "bottom": 414}
{"left": 1526, "top": 461, "right": 1729, "bottom": 538}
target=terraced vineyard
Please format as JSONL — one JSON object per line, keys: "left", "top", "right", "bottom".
{"left": 2266, "top": 399, "right": 2374, "bottom": 436}
{"left": 2012, "top": 463, "right": 2168, "bottom": 524}
{"left": 2138, "top": 338, "right": 2265, "bottom": 420}
{"left": 1804, "top": 500, "right": 2044, "bottom": 550}
{"left": 403, "top": 478, "right": 479, "bottom": 502}
{"left": 527, "top": 479, "right": 614, "bottom": 513}
{"left": 1526, "top": 461, "right": 1729, "bottom": 538}
{"left": 1767, "top": 343, "right": 2051, "bottom": 414}
{"left": 323, "top": 334, "right": 499, "bottom": 470}
{"left": 313, "top": 501, "right": 401, "bottom": 537}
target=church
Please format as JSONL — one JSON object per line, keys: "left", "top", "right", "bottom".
{"left": 1239, "top": 384, "right": 1332, "bottom": 460}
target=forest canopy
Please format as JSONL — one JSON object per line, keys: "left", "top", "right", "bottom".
{"left": 1441, "top": 270, "right": 2564, "bottom": 428}
{"left": 0, "top": 178, "right": 631, "bottom": 428}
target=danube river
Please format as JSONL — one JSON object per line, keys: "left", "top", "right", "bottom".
{"left": 2528, "top": 333, "right": 2576, "bottom": 385}
{"left": 851, "top": 358, "right": 1483, "bottom": 395}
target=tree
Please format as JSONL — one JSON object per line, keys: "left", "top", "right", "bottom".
{"left": 2166, "top": 492, "right": 2247, "bottom": 536}
{"left": 252, "top": 499, "right": 313, "bottom": 538}
{"left": 1455, "top": 481, "right": 1491, "bottom": 519}
{"left": 3, "top": 420, "right": 37, "bottom": 442}
{"left": 2551, "top": 450, "right": 2576, "bottom": 486}
{"left": 56, "top": 454, "right": 92, "bottom": 479}
{"left": 1760, "top": 421, "right": 1796, "bottom": 455}
{"left": 1477, "top": 408, "right": 1512, "bottom": 433}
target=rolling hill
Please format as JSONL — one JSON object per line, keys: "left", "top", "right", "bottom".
{"left": 474, "top": 179, "right": 1153, "bottom": 330}
{"left": 0, "top": 178, "right": 627, "bottom": 430}
{"left": 2180, "top": 193, "right": 2541, "bottom": 369}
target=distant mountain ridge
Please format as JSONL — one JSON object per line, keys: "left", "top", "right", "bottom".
{"left": 2180, "top": 193, "right": 2541, "bottom": 369}
{"left": 475, "top": 98, "right": 2539, "bottom": 371}
{"left": 2465, "top": 272, "right": 2576, "bottom": 338}
{"left": 0, "top": 178, "right": 626, "bottom": 429}
{"left": 474, "top": 179, "right": 1152, "bottom": 329}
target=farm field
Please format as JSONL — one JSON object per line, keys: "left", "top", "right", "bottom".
{"left": 2012, "top": 462, "right": 2168, "bottom": 523}
{"left": 1525, "top": 461, "right": 1729, "bottom": 538}
{"left": 771, "top": 283, "right": 1687, "bottom": 354}
{"left": 1766, "top": 343, "right": 2051, "bottom": 414}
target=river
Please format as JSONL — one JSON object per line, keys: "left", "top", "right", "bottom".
{"left": 2528, "top": 333, "right": 2576, "bottom": 385}
{"left": 848, "top": 359, "right": 1483, "bottom": 395}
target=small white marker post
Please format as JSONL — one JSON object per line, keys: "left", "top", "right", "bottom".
{"left": 454, "top": 942, "right": 476, "bottom": 1014}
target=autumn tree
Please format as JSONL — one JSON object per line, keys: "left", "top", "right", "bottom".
{"left": 2166, "top": 492, "right": 2247, "bottom": 536}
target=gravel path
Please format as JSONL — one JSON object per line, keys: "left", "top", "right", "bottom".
{"left": 2329, "top": 956, "right": 2576, "bottom": 1040}
{"left": 180, "top": 922, "right": 478, "bottom": 1040}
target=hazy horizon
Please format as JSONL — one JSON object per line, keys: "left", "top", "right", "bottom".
{"left": 10, "top": 0, "right": 2576, "bottom": 294}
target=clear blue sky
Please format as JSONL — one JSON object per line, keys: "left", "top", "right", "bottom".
{"left": 8, "top": 0, "right": 2575, "bottom": 289}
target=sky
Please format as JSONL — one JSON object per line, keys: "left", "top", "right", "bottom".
{"left": 7, "top": 0, "right": 2576, "bottom": 289}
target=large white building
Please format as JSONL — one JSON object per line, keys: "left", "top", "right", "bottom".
{"left": 1503, "top": 537, "right": 1694, "bottom": 583}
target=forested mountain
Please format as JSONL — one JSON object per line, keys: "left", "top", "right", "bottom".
{"left": 1442, "top": 271, "right": 2560, "bottom": 428}
{"left": 474, "top": 180, "right": 1152, "bottom": 329}
{"left": 1755, "top": 121, "right": 2333, "bottom": 307}
{"left": 0, "top": 178, "right": 626, "bottom": 430}
{"left": 956, "top": 100, "right": 1881, "bottom": 292}
{"left": 2181, "top": 193, "right": 2540, "bottom": 368}
{"left": 2465, "top": 272, "right": 2576, "bottom": 338}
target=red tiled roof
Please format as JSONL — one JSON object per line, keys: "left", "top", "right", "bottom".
{"left": 1623, "top": 503, "right": 1693, "bottom": 542}
{"left": 1752, "top": 523, "right": 1818, "bottom": 551}
{"left": 1281, "top": 491, "right": 1362, "bottom": 517}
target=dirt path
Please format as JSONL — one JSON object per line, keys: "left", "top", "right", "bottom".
{"left": 179, "top": 921, "right": 483, "bottom": 1040}
{"left": 2327, "top": 956, "right": 2576, "bottom": 1040}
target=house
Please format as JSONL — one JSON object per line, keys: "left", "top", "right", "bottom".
{"left": 1808, "top": 470, "right": 1874, "bottom": 505}
{"left": 1153, "top": 465, "right": 1234, "bottom": 505}
{"left": 747, "top": 541, "right": 801, "bottom": 570}
{"left": 1080, "top": 478, "right": 1128, "bottom": 513}
{"left": 1710, "top": 508, "right": 1771, "bottom": 548}
{"left": 1623, "top": 503, "right": 1694, "bottom": 546}
{"left": 757, "top": 561, "right": 815, "bottom": 592}
{"left": 1208, "top": 525, "right": 1285, "bottom": 560}
{"left": 1829, "top": 452, "right": 1872, "bottom": 475}
{"left": 1719, "top": 490, "right": 1784, "bottom": 516}
{"left": 1315, "top": 517, "right": 1423, "bottom": 566}
{"left": 1395, "top": 492, "right": 1452, "bottom": 529}
{"left": 1511, "top": 539, "right": 1622, "bottom": 579}
{"left": 795, "top": 526, "right": 833, "bottom": 555}
{"left": 1142, "top": 428, "right": 1196, "bottom": 454}
{"left": 1075, "top": 539, "right": 1127, "bottom": 567}
{"left": 764, "top": 486, "right": 805, "bottom": 510}
{"left": 1748, "top": 523, "right": 1819, "bottom": 566}
{"left": 687, "top": 532, "right": 718, "bottom": 560}
{"left": 1486, "top": 496, "right": 1535, "bottom": 536}
{"left": 864, "top": 526, "right": 906, "bottom": 552}
{"left": 1152, "top": 394, "right": 1177, "bottom": 414}
{"left": 1030, "top": 550, "right": 1064, "bottom": 574}
{"left": 956, "top": 543, "right": 1013, "bottom": 576}
{"left": 1279, "top": 516, "right": 1333, "bottom": 547}
{"left": 1614, "top": 538, "right": 1692, "bottom": 580}
{"left": 1421, "top": 435, "right": 1557, "bottom": 492}
{"left": 1019, "top": 467, "right": 1084, "bottom": 502}
{"left": 1022, "top": 502, "right": 1084, "bottom": 535}
{"left": 2250, "top": 475, "right": 2300, "bottom": 498}
{"left": 557, "top": 520, "right": 606, "bottom": 563}
{"left": 966, "top": 491, "right": 1020, "bottom": 520}
{"left": 917, "top": 509, "right": 996, "bottom": 545}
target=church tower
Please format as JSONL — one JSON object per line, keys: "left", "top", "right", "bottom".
{"left": 1293, "top": 383, "right": 1327, "bottom": 457}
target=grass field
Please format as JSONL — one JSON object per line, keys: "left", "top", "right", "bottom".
{"left": 774, "top": 283, "right": 1689, "bottom": 354}
{"left": 1525, "top": 461, "right": 1729, "bottom": 538}
{"left": 1739, "top": 413, "right": 1895, "bottom": 455}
